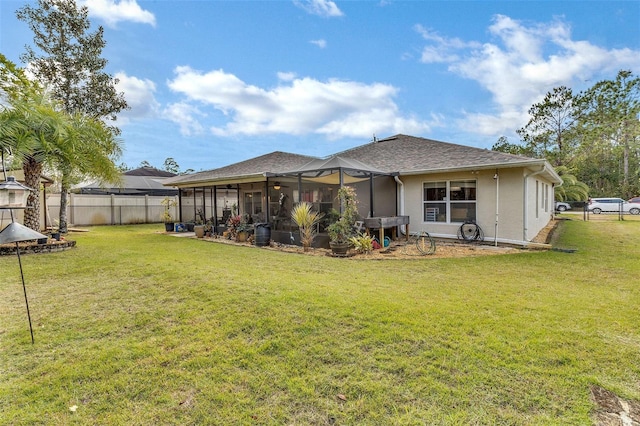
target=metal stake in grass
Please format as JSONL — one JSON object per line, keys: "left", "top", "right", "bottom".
{"left": 0, "top": 155, "right": 47, "bottom": 344}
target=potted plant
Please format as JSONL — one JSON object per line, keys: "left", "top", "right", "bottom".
{"left": 194, "top": 223, "right": 205, "bottom": 238}
{"left": 203, "top": 220, "right": 213, "bottom": 237}
{"left": 349, "top": 232, "right": 375, "bottom": 254}
{"left": 291, "top": 202, "right": 324, "bottom": 252}
{"left": 235, "top": 219, "right": 251, "bottom": 242}
{"left": 226, "top": 214, "right": 241, "bottom": 239}
{"left": 227, "top": 214, "right": 252, "bottom": 241}
{"left": 327, "top": 186, "right": 359, "bottom": 257}
{"left": 161, "top": 197, "right": 177, "bottom": 232}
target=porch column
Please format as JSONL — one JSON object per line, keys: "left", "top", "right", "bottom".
{"left": 369, "top": 173, "right": 374, "bottom": 218}
{"left": 213, "top": 187, "right": 218, "bottom": 226}
{"left": 193, "top": 189, "right": 197, "bottom": 222}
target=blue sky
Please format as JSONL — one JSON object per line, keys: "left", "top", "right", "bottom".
{"left": 1, "top": 0, "right": 639, "bottom": 172}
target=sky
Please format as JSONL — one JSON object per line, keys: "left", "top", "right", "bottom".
{"left": 1, "top": 0, "right": 639, "bottom": 173}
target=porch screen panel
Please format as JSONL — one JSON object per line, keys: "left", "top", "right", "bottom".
{"left": 424, "top": 181, "right": 446, "bottom": 222}
{"left": 244, "top": 191, "right": 262, "bottom": 220}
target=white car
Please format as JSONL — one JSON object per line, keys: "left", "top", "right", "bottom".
{"left": 588, "top": 197, "right": 640, "bottom": 215}
{"left": 555, "top": 201, "right": 571, "bottom": 212}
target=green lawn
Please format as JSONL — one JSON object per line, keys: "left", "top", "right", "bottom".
{"left": 1, "top": 220, "right": 639, "bottom": 425}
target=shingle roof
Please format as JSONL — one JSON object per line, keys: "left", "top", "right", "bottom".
{"left": 164, "top": 134, "right": 560, "bottom": 187}
{"left": 165, "top": 151, "right": 318, "bottom": 186}
{"left": 336, "top": 134, "right": 543, "bottom": 174}
{"left": 124, "top": 166, "right": 176, "bottom": 177}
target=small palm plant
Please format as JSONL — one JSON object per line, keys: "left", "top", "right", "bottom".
{"left": 291, "top": 202, "right": 324, "bottom": 251}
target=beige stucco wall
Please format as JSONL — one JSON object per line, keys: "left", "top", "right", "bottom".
{"left": 397, "top": 166, "right": 555, "bottom": 245}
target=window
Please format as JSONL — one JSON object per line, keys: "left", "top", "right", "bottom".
{"left": 243, "top": 191, "right": 262, "bottom": 218}
{"left": 424, "top": 180, "right": 476, "bottom": 223}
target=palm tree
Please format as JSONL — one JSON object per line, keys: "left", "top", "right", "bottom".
{"left": 554, "top": 166, "right": 590, "bottom": 202}
{"left": 2, "top": 55, "right": 121, "bottom": 232}
{"left": 55, "top": 112, "right": 122, "bottom": 233}
{"left": 0, "top": 90, "right": 69, "bottom": 230}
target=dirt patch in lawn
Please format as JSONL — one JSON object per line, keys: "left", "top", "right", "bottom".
{"left": 591, "top": 385, "right": 640, "bottom": 426}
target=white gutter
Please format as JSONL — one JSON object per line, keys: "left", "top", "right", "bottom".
{"left": 394, "top": 175, "right": 407, "bottom": 234}
{"left": 523, "top": 165, "right": 546, "bottom": 243}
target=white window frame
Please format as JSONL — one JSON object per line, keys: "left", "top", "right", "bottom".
{"left": 423, "top": 180, "right": 477, "bottom": 224}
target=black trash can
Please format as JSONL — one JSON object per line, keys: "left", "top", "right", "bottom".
{"left": 254, "top": 223, "right": 271, "bottom": 247}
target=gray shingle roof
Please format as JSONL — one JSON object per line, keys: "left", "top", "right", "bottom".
{"left": 336, "top": 134, "right": 543, "bottom": 174}
{"left": 164, "top": 134, "right": 559, "bottom": 187}
{"left": 165, "top": 151, "right": 318, "bottom": 186}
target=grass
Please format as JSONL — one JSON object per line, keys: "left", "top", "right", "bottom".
{"left": 1, "top": 220, "right": 639, "bottom": 425}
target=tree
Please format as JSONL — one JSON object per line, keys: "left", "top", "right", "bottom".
{"left": 574, "top": 70, "right": 640, "bottom": 198}
{"left": 54, "top": 112, "right": 122, "bottom": 231}
{"left": 553, "top": 166, "right": 589, "bottom": 202}
{"left": 0, "top": 59, "right": 68, "bottom": 231}
{"left": 163, "top": 157, "right": 180, "bottom": 174}
{"left": 491, "top": 136, "right": 533, "bottom": 157}
{"left": 517, "top": 86, "right": 578, "bottom": 166}
{"left": 17, "top": 0, "right": 128, "bottom": 233}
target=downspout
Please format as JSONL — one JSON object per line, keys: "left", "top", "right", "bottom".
{"left": 523, "top": 165, "right": 546, "bottom": 243}
{"left": 494, "top": 170, "right": 499, "bottom": 246}
{"left": 394, "top": 175, "right": 406, "bottom": 235}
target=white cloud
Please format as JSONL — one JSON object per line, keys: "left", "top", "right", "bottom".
{"left": 81, "top": 0, "right": 156, "bottom": 27}
{"left": 114, "top": 72, "right": 160, "bottom": 121}
{"left": 294, "top": 0, "right": 344, "bottom": 17}
{"left": 163, "top": 102, "right": 206, "bottom": 136}
{"left": 166, "top": 66, "right": 432, "bottom": 139}
{"left": 277, "top": 72, "right": 297, "bottom": 82}
{"left": 310, "top": 39, "right": 327, "bottom": 49}
{"left": 417, "top": 15, "right": 640, "bottom": 136}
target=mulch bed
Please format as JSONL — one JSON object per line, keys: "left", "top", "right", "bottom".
{"left": 0, "top": 239, "right": 76, "bottom": 256}
{"left": 189, "top": 219, "right": 562, "bottom": 260}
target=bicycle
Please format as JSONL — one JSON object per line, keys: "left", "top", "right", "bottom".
{"left": 401, "top": 230, "right": 436, "bottom": 255}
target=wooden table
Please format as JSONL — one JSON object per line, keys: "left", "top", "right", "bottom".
{"left": 364, "top": 216, "right": 410, "bottom": 245}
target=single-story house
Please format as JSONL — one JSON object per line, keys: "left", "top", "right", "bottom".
{"left": 163, "top": 134, "right": 562, "bottom": 246}
{"left": 74, "top": 166, "right": 179, "bottom": 196}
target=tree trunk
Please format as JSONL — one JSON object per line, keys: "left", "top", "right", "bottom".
{"left": 59, "top": 187, "right": 69, "bottom": 234}
{"left": 58, "top": 168, "right": 71, "bottom": 234}
{"left": 22, "top": 157, "right": 42, "bottom": 231}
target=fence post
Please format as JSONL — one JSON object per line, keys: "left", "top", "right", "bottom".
{"left": 69, "top": 193, "right": 74, "bottom": 226}
{"left": 111, "top": 194, "right": 115, "bottom": 225}
{"left": 145, "top": 194, "right": 149, "bottom": 224}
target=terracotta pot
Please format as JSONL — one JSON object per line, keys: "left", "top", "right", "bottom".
{"left": 194, "top": 225, "right": 205, "bottom": 238}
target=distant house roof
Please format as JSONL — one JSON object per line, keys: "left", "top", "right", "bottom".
{"left": 75, "top": 167, "right": 178, "bottom": 195}
{"left": 165, "top": 151, "right": 318, "bottom": 188}
{"left": 124, "top": 166, "right": 176, "bottom": 177}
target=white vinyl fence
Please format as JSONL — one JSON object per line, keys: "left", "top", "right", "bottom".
{"left": 46, "top": 194, "right": 179, "bottom": 226}
{"left": 45, "top": 192, "right": 235, "bottom": 227}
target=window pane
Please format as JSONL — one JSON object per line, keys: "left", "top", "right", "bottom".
{"left": 450, "top": 202, "right": 476, "bottom": 222}
{"left": 425, "top": 203, "right": 446, "bottom": 222}
{"left": 424, "top": 182, "right": 446, "bottom": 201}
{"left": 450, "top": 180, "right": 476, "bottom": 200}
